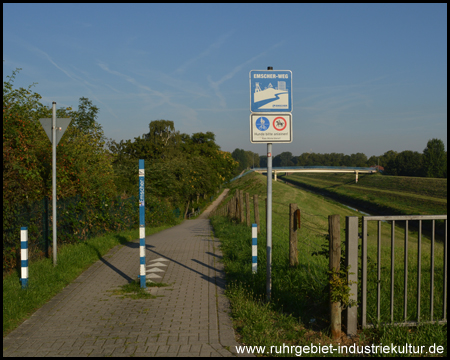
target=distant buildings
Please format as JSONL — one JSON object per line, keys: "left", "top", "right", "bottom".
{"left": 370, "top": 165, "right": 384, "bottom": 172}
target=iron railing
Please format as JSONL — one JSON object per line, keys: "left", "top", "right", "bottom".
{"left": 346, "top": 215, "right": 447, "bottom": 335}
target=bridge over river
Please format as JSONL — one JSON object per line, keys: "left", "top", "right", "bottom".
{"left": 237, "top": 166, "right": 377, "bottom": 182}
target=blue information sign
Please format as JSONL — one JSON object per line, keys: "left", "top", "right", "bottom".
{"left": 250, "top": 70, "right": 292, "bottom": 113}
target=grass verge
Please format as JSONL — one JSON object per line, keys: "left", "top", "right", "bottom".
{"left": 211, "top": 172, "right": 446, "bottom": 356}
{"left": 3, "top": 221, "right": 181, "bottom": 337}
{"left": 279, "top": 173, "right": 447, "bottom": 216}
{"left": 106, "top": 279, "right": 171, "bottom": 299}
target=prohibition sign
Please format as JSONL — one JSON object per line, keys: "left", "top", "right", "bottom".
{"left": 273, "top": 117, "right": 287, "bottom": 131}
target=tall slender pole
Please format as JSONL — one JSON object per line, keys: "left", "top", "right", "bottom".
{"left": 267, "top": 142, "right": 272, "bottom": 302}
{"left": 52, "top": 102, "right": 57, "bottom": 266}
{"left": 139, "top": 159, "right": 146, "bottom": 288}
{"left": 266, "top": 66, "right": 273, "bottom": 302}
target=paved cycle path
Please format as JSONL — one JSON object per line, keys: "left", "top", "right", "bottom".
{"left": 4, "top": 189, "right": 253, "bottom": 357}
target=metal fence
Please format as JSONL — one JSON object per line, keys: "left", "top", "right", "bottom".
{"left": 3, "top": 195, "right": 139, "bottom": 273}
{"left": 345, "top": 215, "right": 447, "bottom": 335}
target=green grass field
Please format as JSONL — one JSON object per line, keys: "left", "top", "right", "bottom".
{"left": 278, "top": 172, "right": 447, "bottom": 217}
{"left": 210, "top": 172, "right": 446, "bottom": 356}
{"left": 286, "top": 172, "right": 446, "bottom": 199}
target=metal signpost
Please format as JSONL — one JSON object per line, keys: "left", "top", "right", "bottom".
{"left": 139, "top": 159, "right": 146, "bottom": 288}
{"left": 249, "top": 67, "right": 292, "bottom": 302}
{"left": 39, "top": 102, "right": 71, "bottom": 267}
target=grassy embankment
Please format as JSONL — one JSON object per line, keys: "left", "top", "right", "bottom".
{"left": 210, "top": 172, "right": 446, "bottom": 356}
{"left": 278, "top": 172, "right": 447, "bottom": 216}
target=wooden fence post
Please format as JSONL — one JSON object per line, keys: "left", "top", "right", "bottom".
{"left": 329, "top": 214, "right": 341, "bottom": 340}
{"left": 245, "top": 193, "right": 250, "bottom": 226}
{"left": 289, "top": 204, "right": 299, "bottom": 267}
{"left": 239, "top": 190, "right": 245, "bottom": 223}
{"left": 235, "top": 190, "right": 239, "bottom": 221}
{"left": 230, "top": 196, "right": 235, "bottom": 219}
{"left": 253, "top": 195, "right": 260, "bottom": 234}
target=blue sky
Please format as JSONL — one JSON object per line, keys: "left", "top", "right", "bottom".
{"left": 3, "top": 3, "right": 447, "bottom": 158}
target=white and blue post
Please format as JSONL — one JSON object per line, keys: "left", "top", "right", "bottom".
{"left": 252, "top": 224, "right": 257, "bottom": 273}
{"left": 20, "top": 227, "right": 28, "bottom": 289}
{"left": 139, "top": 159, "right": 146, "bottom": 288}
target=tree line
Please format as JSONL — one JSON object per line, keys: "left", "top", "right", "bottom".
{"left": 107, "top": 121, "right": 237, "bottom": 216}
{"left": 3, "top": 69, "right": 238, "bottom": 216}
{"left": 231, "top": 139, "right": 447, "bottom": 178}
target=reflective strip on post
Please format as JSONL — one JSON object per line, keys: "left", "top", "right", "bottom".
{"left": 252, "top": 224, "right": 257, "bottom": 273}
{"left": 21, "top": 227, "right": 28, "bottom": 289}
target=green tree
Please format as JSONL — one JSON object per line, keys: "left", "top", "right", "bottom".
{"left": 367, "top": 155, "right": 379, "bottom": 167}
{"left": 109, "top": 122, "right": 238, "bottom": 210}
{"left": 245, "top": 151, "right": 259, "bottom": 169}
{"left": 379, "top": 150, "right": 398, "bottom": 168}
{"left": 349, "top": 153, "right": 368, "bottom": 167}
{"left": 295, "top": 153, "right": 308, "bottom": 166}
{"left": 187, "top": 132, "right": 236, "bottom": 193}
{"left": 3, "top": 69, "right": 49, "bottom": 205}
{"left": 3, "top": 69, "right": 116, "bottom": 205}
{"left": 144, "top": 120, "right": 182, "bottom": 161}
{"left": 70, "top": 97, "right": 104, "bottom": 140}
{"left": 189, "top": 131, "right": 219, "bottom": 154}
{"left": 423, "top": 138, "right": 447, "bottom": 178}
{"left": 231, "top": 148, "right": 248, "bottom": 172}
{"left": 259, "top": 155, "right": 268, "bottom": 168}
{"left": 385, "top": 150, "right": 423, "bottom": 177}
{"left": 145, "top": 119, "right": 175, "bottom": 145}
{"left": 328, "top": 153, "right": 343, "bottom": 166}
{"left": 305, "top": 153, "right": 319, "bottom": 166}
{"left": 283, "top": 151, "right": 294, "bottom": 166}
{"left": 273, "top": 151, "right": 293, "bottom": 167}
{"left": 53, "top": 125, "right": 116, "bottom": 200}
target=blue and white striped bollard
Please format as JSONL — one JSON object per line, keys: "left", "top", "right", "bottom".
{"left": 139, "top": 159, "right": 146, "bottom": 288}
{"left": 20, "top": 227, "right": 28, "bottom": 289}
{"left": 252, "top": 224, "right": 257, "bottom": 273}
